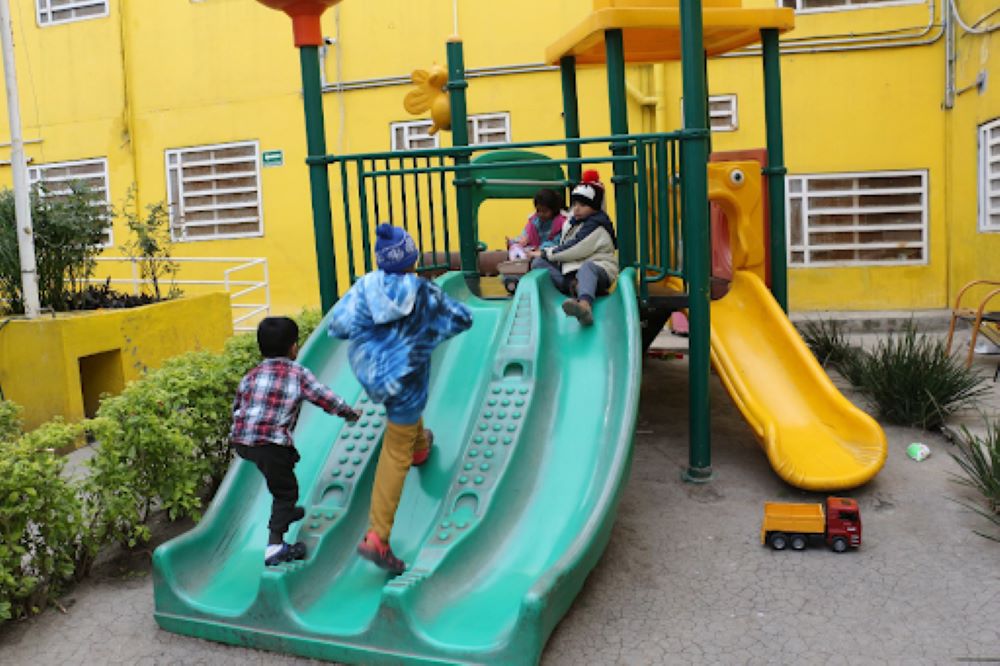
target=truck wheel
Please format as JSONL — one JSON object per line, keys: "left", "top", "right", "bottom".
{"left": 790, "top": 535, "right": 807, "bottom": 550}
{"left": 769, "top": 533, "right": 788, "bottom": 550}
{"left": 831, "top": 537, "right": 848, "bottom": 553}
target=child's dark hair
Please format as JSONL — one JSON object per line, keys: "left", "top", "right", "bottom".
{"left": 257, "top": 316, "right": 299, "bottom": 358}
{"left": 533, "top": 188, "right": 564, "bottom": 213}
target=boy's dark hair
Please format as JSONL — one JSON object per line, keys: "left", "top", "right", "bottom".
{"left": 533, "top": 188, "right": 564, "bottom": 212}
{"left": 257, "top": 316, "right": 299, "bottom": 358}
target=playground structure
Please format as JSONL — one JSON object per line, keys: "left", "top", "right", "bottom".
{"left": 153, "top": 0, "right": 888, "bottom": 663}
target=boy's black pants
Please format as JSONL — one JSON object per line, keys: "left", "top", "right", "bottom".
{"left": 233, "top": 443, "right": 300, "bottom": 544}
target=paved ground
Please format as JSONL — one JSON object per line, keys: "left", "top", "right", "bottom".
{"left": 1, "top": 330, "right": 998, "bottom": 665}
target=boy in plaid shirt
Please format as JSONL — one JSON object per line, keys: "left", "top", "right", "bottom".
{"left": 229, "top": 316, "right": 360, "bottom": 566}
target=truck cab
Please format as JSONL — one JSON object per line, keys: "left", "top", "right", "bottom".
{"left": 825, "top": 497, "right": 862, "bottom": 552}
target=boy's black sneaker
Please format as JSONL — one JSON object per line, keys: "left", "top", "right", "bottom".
{"left": 264, "top": 541, "right": 307, "bottom": 566}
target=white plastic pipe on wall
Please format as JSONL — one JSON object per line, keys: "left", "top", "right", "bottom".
{"left": 0, "top": 0, "right": 39, "bottom": 318}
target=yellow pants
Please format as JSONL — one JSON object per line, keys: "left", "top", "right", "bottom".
{"left": 369, "top": 418, "right": 429, "bottom": 540}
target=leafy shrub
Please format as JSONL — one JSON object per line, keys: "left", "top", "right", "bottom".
{"left": 86, "top": 388, "right": 206, "bottom": 548}
{"left": 949, "top": 421, "right": 1000, "bottom": 542}
{"left": 0, "top": 420, "right": 87, "bottom": 623}
{"left": 119, "top": 188, "right": 179, "bottom": 301}
{"left": 0, "top": 184, "right": 109, "bottom": 314}
{"left": 852, "top": 328, "right": 990, "bottom": 430}
{"left": 0, "top": 400, "right": 22, "bottom": 442}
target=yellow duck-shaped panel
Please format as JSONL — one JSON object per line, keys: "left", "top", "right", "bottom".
{"left": 404, "top": 65, "right": 451, "bottom": 134}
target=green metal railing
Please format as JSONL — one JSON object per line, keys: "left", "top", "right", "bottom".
{"left": 316, "top": 131, "right": 693, "bottom": 296}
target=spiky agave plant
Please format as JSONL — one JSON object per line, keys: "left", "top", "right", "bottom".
{"left": 948, "top": 421, "right": 1000, "bottom": 542}
{"left": 854, "top": 327, "right": 990, "bottom": 430}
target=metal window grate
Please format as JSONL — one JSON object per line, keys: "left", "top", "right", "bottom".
{"left": 36, "top": 0, "right": 108, "bottom": 26}
{"left": 979, "top": 119, "right": 1000, "bottom": 232}
{"left": 786, "top": 170, "right": 928, "bottom": 267}
{"left": 390, "top": 114, "right": 511, "bottom": 151}
{"left": 680, "top": 95, "right": 739, "bottom": 132}
{"left": 166, "top": 141, "right": 263, "bottom": 242}
{"left": 28, "top": 157, "right": 113, "bottom": 247}
{"left": 468, "top": 113, "right": 511, "bottom": 145}
{"left": 779, "top": 0, "right": 922, "bottom": 13}
{"left": 391, "top": 120, "right": 441, "bottom": 151}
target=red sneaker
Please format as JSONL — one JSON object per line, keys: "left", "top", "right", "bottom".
{"left": 412, "top": 429, "right": 434, "bottom": 466}
{"left": 357, "top": 531, "right": 405, "bottom": 574}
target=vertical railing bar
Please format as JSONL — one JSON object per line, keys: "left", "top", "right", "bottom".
{"left": 439, "top": 154, "right": 452, "bottom": 268}
{"left": 656, "top": 138, "right": 670, "bottom": 278}
{"left": 671, "top": 139, "right": 681, "bottom": 277}
{"left": 340, "top": 160, "right": 356, "bottom": 283}
{"left": 358, "top": 159, "right": 373, "bottom": 274}
{"left": 636, "top": 140, "right": 650, "bottom": 301}
{"left": 385, "top": 158, "right": 396, "bottom": 226}
{"left": 426, "top": 156, "right": 439, "bottom": 267}
{"left": 412, "top": 156, "right": 424, "bottom": 266}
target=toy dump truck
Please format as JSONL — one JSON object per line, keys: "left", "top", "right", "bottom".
{"left": 761, "top": 497, "right": 862, "bottom": 552}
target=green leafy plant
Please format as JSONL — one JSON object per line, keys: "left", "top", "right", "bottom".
{"left": 0, "top": 420, "right": 87, "bottom": 623}
{"left": 0, "top": 399, "right": 22, "bottom": 442}
{"left": 852, "top": 327, "right": 990, "bottom": 430}
{"left": 0, "top": 183, "right": 110, "bottom": 313}
{"left": 118, "top": 187, "right": 180, "bottom": 301}
{"left": 949, "top": 421, "right": 1000, "bottom": 542}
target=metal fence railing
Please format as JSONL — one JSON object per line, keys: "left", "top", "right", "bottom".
{"left": 90, "top": 256, "right": 270, "bottom": 332}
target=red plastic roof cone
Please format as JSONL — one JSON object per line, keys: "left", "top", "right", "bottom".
{"left": 255, "top": 0, "right": 344, "bottom": 46}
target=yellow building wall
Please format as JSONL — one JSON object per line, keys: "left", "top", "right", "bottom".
{"left": 0, "top": 293, "right": 232, "bottom": 430}
{"left": 0, "top": 0, "right": 994, "bottom": 316}
{"left": 945, "top": 5, "right": 1000, "bottom": 306}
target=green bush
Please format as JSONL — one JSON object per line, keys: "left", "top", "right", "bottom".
{"left": 0, "top": 184, "right": 109, "bottom": 314}
{"left": 0, "top": 400, "right": 22, "bottom": 442}
{"left": 852, "top": 328, "right": 990, "bottom": 430}
{"left": 0, "top": 420, "right": 88, "bottom": 623}
{"left": 86, "top": 386, "right": 207, "bottom": 548}
{"left": 949, "top": 421, "right": 1000, "bottom": 542}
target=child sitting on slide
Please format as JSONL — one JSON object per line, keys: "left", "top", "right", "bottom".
{"left": 506, "top": 188, "right": 567, "bottom": 260}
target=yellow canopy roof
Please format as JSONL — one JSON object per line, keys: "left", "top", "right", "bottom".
{"left": 545, "top": 0, "right": 795, "bottom": 65}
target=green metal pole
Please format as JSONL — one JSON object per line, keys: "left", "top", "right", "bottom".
{"left": 299, "top": 46, "right": 337, "bottom": 312}
{"left": 605, "top": 29, "right": 636, "bottom": 269}
{"left": 679, "top": 0, "right": 712, "bottom": 482}
{"left": 560, "top": 56, "right": 582, "bottom": 183}
{"left": 761, "top": 29, "right": 788, "bottom": 312}
{"left": 446, "top": 38, "right": 477, "bottom": 275}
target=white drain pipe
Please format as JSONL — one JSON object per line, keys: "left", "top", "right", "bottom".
{"left": 0, "top": 0, "right": 39, "bottom": 318}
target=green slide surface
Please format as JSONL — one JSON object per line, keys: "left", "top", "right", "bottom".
{"left": 152, "top": 268, "right": 641, "bottom": 665}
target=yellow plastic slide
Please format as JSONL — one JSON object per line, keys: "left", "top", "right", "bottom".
{"left": 710, "top": 270, "right": 887, "bottom": 490}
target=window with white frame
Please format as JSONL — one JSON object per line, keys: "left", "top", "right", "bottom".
{"left": 391, "top": 113, "right": 512, "bottom": 150}
{"left": 468, "top": 113, "right": 511, "bottom": 145}
{"left": 979, "top": 119, "right": 1000, "bottom": 232}
{"left": 36, "top": 0, "right": 108, "bottom": 27}
{"left": 778, "top": 0, "right": 921, "bottom": 13}
{"left": 391, "top": 120, "right": 440, "bottom": 151}
{"left": 166, "top": 141, "right": 263, "bottom": 242}
{"left": 28, "top": 157, "right": 113, "bottom": 246}
{"left": 680, "top": 95, "right": 739, "bottom": 132}
{"left": 786, "top": 170, "right": 928, "bottom": 266}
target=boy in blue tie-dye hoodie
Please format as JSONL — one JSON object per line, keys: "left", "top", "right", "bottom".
{"left": 329, "top": 224, "right": 473, "bottom": 573}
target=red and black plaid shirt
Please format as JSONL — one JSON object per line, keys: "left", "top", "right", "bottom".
{"left": 229, "top": 358, "right": 348, "bottom": 447}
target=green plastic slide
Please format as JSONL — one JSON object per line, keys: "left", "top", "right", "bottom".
{"left": 153, "top": 268, "right": 641, "bottom": 665}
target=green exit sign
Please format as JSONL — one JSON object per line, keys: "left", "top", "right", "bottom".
{"left": 262, "top": 150, "right": 284, "bottom": 167}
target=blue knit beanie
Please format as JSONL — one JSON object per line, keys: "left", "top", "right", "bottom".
{"left": 374, "top": 223, "right": 419, "bottom": 274}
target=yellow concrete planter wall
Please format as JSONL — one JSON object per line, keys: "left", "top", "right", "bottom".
{"left": 0, "top": 293, "right": 233, "bottom": 431}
